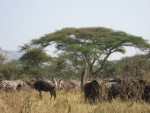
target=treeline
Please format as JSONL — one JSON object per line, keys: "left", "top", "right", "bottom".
{"left": 1, "top": 27, "right": 150, "bottom": 80}
{"left": 0, "top": 53, "right": 150, "bottom": 81}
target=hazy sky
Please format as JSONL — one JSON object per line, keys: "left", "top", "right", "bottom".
{"left": 0, "top": 0, "right": 150, "bottom": 59}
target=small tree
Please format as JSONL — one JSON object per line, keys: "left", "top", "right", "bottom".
{"left": 19, "top": 46, "right": 52, "bottom": 79}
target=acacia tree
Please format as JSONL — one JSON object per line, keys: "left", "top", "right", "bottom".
{"left": 31, "top": 27, "right": 150, "bottom": 77}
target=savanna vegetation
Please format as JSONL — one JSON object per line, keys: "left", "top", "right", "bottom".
{"left": 0, "top": 88, "right": 150, "bottom": 113}
{"left": 0, "top": 27, "right": 150, "bottom": 113}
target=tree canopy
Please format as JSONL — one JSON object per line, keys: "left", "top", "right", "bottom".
{"left": 29, "top": 27, "right": 150, "bottom": 77}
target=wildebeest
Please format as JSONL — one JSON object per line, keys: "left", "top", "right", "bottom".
{"left": 108, "top": 78, "right": 149, "bottom": 102}
{"left": 84, "top": 80, "right": 100, "bottom": 104}
{"left": 142, "top": 84, "right": 150, "bottom": 103}
{"left": 33, "top": 79, "right": 56, "bottom": 100}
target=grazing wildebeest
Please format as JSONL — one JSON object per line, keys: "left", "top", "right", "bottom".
{"left": 33, "top": 79, "right": 56, "bottom": 100}
{"left": 84, "top": 80, "right": 100, "bottom": 104}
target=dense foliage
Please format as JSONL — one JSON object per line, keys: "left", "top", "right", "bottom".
{"left": 0, "top": 27, "right": 150, "bottom": 80}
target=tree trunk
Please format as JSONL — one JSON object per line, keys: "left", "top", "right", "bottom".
{"left": 81, "top": 66, "right": 87, "bottom": 91}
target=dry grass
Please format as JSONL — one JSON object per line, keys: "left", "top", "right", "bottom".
{"left": 0, "top": 88, "right": 150, "bottom": 113}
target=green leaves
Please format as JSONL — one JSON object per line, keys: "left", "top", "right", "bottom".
{"left": 30, "top": 27, "right": 150, "bottom": 77}
{"left": 19, "top": 47, "right": 51, "bottom": 66}
{"left": 18, "top": 46, "right": 52, "bottom": 78}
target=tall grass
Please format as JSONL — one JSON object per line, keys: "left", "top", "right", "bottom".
{"left": 0, "top": 88, "right": 150, "bottom": 113}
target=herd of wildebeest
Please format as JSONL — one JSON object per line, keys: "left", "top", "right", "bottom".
{"left": 1, "top": 77, "right": 150, "bottom": 104}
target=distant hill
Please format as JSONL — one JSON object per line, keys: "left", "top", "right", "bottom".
{"left": 0, "top": 49, "right": 22, "bottom": 62}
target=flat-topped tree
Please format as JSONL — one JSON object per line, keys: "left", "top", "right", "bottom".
{"left": 31, "top": 27, "right": 150, "bottom": 77}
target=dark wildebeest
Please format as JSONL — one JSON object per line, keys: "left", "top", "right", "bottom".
{"left": 108, "top": 78, "right": 149, "bottom": 102}
{"left": 33, "top": 80, "right": 56, "bottom": 100}
{"left": 84, "top": 80, "right": 100, "bottom": 104}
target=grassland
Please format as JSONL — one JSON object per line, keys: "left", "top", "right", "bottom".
{"left": 0, "top": 88, "right": 150, "bottom": 113}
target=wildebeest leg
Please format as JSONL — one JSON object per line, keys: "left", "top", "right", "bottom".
{"left": 93, "top": 96, "right": 96, "bottom": 104}
{"left": 39, "top": 91, "right": 42, "bottom": 100}
{"left": 94, "top": 93, "right": 100, "bottom": 104}
{"left": 84, "top": 94, "right": 88, "bottom": 103}
{"left": 49, "top": 90, "right": 56, "bottom": 100}
{"left": 50, "top": 91, "right": 53, "bottom": 100}
{"left": 53, "top": 90, "right": 56, "bottom": 100}
{"left": 88, "top": 94, "right": 94, "bottom": 104}
{"left": 85, "top": 97, "right": 88, "bottom": 103}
